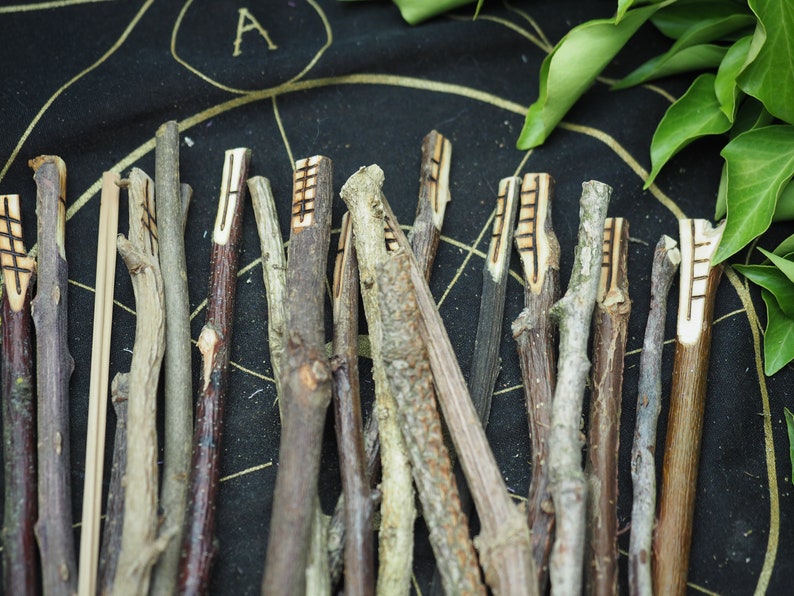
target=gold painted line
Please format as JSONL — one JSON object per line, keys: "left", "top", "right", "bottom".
{"left": 462, "top": 14, "right": 551, "bottom": 53}
{"left": 504, "top": 0, "right": 552, "bottom": 50}
{"left": 713, "top": 307, "right": 746, "bottom": 325}
{"left": 272, "top": 96, "right": 296, "bottom": 170}
{"left": 437, "top": 232, "right": 525, "bottom": 286}
{"left": 230, "top": 360, "right": 273, "bottom": 383}
{"left": 68, "top": 279, "right": 136, "bottom": 316}
{"left": 0, "top": 0, "right": 110, "bottom": 14}
{"left": 493, "top": 383, "right": 522, "bottom": 396}
{"left": 724, "top": 268, "right": 778, "bottom": 596}
{"left": 0, "top": 0, "right": 154, "bottom": 185}
{"left": 219, "top": 461, "right": 273, "bottom": 483}
{"left": 688, "top": 582, "right": 721, "bottom": 596}
{"left": 512, "top": 149, "right": 533, "bottom": 178}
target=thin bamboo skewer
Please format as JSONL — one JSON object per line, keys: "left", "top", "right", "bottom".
{"left": 78, "top": 171, "right": 120, "bottom": 596}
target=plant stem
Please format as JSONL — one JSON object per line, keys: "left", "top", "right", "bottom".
{"left": 547, "top": 180, "right": 611, "bottom": 596}
{"left": 511, "top": 173, "right": 559, "bottom": 592}
{"left": 1, "top": 193, "right": 38, "bottom": 596}
{"left": 30, "top": 155, "right": 77, "bottom": 596}
{"left": 584, "top": 217, "right": 631, "bottom": 596}
{"left": 628, "top": 235, "right": 679, "bottom": 596}
{"left": 178, "top": 148, "right": 251, "bottom": 595}
{"left": 653, "top": 219, "right": 724, "bottom": 596}
{"left": 262, "top": 155, "right": 334, "bottom": 595}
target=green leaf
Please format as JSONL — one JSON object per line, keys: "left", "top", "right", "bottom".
{"left": 392, "top": 0, "right": 475, "bottom": 24}
{"left": 715, "top": 160, "right": 728, "bottom": 219}
{"left": 617, "top": 0, "right": 667, "bottom": 23}
{"left": 773, "top": 234, "right": 794, "bottom": 257}
{"left": 613, "top": 44, "right": 727, "bottom": 89}
{"left": 714, "top": 125, "right": 794, "bottom": 262}
{"left": 645, "top": 74, "right": 731, "bottom": 187}
{"left": 651, "top": 0, "right": 754, "bottom": 40}
{"left": 738, "top": 0, "right": 794, "bottom": 124}
{"left": 517, "top": 2, "right": 669, "bottom": 149}
{"left": 714, "top": 35, "right": 753, "bottom": 120}
{"left": 733, "top": 263, "right": 794, "bottom": 319}
{"left": 773, "top": 180, "right": 794, "bottom": 222}
{"left": 784, "top": 406, "right": 794, "bottom": 484}
{"left": 757, "top": 247, "right": 794, "bottom": 284}
{"left": 730, "top": 96, "right": 775, "bottom": 139}
{"left": 760, "top": 289, "right": 794, "bottom": 375}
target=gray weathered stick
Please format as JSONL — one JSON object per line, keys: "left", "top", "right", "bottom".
{"left": 151, "top": 120, "right": 194, "bottom": 596}
{"left": 30, "top": 155, "right": 77, "bottom": 596}
{"left": 584, "top": 217, "right": 631, "bottom": 596}
{"left": 628, "top": 235, "right": 679, "bottom": 596}
{"left": 547, "top": 180, "right": 611, "bottom": 596}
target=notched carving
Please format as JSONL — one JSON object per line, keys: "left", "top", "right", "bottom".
{"left": 515, "top": 173, "right": 555, "bottom": 294}
{"left": 597, "top": 217, "right": 628, "bottom": 306}
{"left": 333, "top": 211, "right": 353, "bottom": 300}
{"left": 420, "top": 131, "right": 452, "bottom": 230}
{"left": 213, "top": 148, "right": 250, "bottom": 245}
{"left": 0, "top": 194, "right": 35, "bottom": 311}
{"left": 292, "top": 156, "right": 324, "bottom": 233}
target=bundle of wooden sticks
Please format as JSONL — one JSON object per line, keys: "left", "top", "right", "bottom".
{"left": 0, "top": 123, "right": 723, "bottom": 595}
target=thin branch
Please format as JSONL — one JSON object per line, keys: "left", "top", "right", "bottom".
{"left": 78, "top": 171, "right": 120, "bottom": 596}
{"left": 511, "top": 173, "right": 559, "bottom": 591}
{"left": 653, "top": 219, "right": 724, "bottom": 596}
{"left": 628, "top": 235, "right": 679, "bottom": 596}
{"left": 377, "top": 250, "right": 485, "bottom": 595}
{"left": 179, "top": 148, "right": 251, "bottom": 595}
{"left": 547, "top": 180, "right": 611, "bottom": 596}
{"left": 262, "top": 155, "right": 334, "bottom": 595}
{"left": 584, "top": 217, "right": 631, "bottom": 596}
{"left": 1, "top": 193, "right": 38, "bottom": 595}
{"left": 30, "top": 154, "right": 77, "bottom": 596}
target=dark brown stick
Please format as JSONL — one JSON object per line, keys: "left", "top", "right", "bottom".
{"left": 1, "top": 193, "right": 38, "bottom": 596}
{"left": 653, "top": 219, "right": 724, "bottom": 596}
{"left": 30, "top": 155, "right": 77, "bottom": 596}
{"left": 377, "top": 250, "right": 485, "bottom": 595}
{"left": 628, "top": 235, "right": 679, "bottom": 596}
{"left": 584, "top": 217, "right": 631, "bottom": 596}
{"left": 262, "top": 155, "right": 334, "bottom": 595}
{"left": 152, "top": 121, "right": 194, "bottom": 596}
{"left": 178, "top": 148, "right": 251, "bottom": 596}
{"left": 511, "top": 173, "right": 559, "bottom": 591}
{"left": 99, "top": 373, "right": 130, "bottom": 596}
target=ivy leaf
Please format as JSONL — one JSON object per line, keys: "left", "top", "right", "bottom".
{"left": 613, "top": 44, "right": 727, "bottom": 89}
{"left": 733, "top": 263, "right": 794, "bottom": 319}
{"left": 645, "top": 73, "right": 731, "bottom": 187}
{"left": 517, "top": 2, "right": 669, "bottom": 149}
{"left": 714, "top": 35, "right": 753, "bottom": 120}
{"left": 760, "top": 289, "right": 794, "bottom": 376}
{"left": 738, "top": 0, "right": 794, "bottom": 124}
{"left": 716, "top": 161, "right": 728, "bottom": 219}
{"left": 773, "top": 234, "right": 794, "bottom": 258}
{"left": 714, "top": 125, "right": 794, "bottom": 262}
{"left": 652, "top": 0, "right": 754, "bottom": 40}
{"left": 391, "top": 0, "right": 475, "bottom": 24}
{"left": 773, "top": 180, "right": 794, "bottom": 222}
{"left": 785, "top": 407, "right": 794, "bottom": 484}
{"left": 617, "top": 0, "right": 668, "bottom": 23}
{"left": 730, "top": 96, "right": 775, "bottom": 139}
{"left": 757, "top": 247, "right": 794, "bottom": 284}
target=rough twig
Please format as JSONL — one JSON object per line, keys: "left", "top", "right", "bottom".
{"left": 1, "top": 193, "right": 38, "bottom": 595}
{"left": 653, "top": 219, "right": 724, "bottom": 596}
{"left": 584, "top": 217, "right": 631, "bottom": 596}
{"left": 30, "top": 155, "right": 77, "bottom": 596}
{"left": 628, "top": 235, "right": 679, "bottom": 596}
{"left": 262, "top": 155, "right": 334, "bottom": 595}
{"left": 511, "top": 173, "right": 559, "bottom": 591}
{"left": 547, "top": 180, "right": 611, "bottom": 596}
{"left": 178, "top": 148, "right": 251, "bottom": 595}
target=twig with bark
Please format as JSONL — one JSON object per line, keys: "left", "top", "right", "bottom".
{"left": 511, "top": 173, "right": 559, "bottom": 591}
{"left": 113, "top": 168, "right": 168, "bottom": 595}
{"left": 377, "top": 250, "right": 485, "bottom": 595}
{"left": 261, "top": 155, "right": 334, "bottom": 595}
{"left": 78, "top": 171, "right": 120, "bottom": 596}
{"left": 1, "top": 193, "right": 38, "bottom": 595}
{"left": 30, "top": 155, "right": 77, "bottom": 596}
{"left": 653, "top": 219, "right": 724, "bottom": 596}
{"left": 151, "top": 120, "right": 195, "bottom": 596}
{"left": 584, "top": 217, "right": 631, "bottom": 596}
{"left": 628, "top": 235, "right": 679, "bottom": 596}
{"left": 178, "top": 148, "right": 251, "bottom": 595}
{"left": 547, "top": 180, "right": 611, "bottom": 596}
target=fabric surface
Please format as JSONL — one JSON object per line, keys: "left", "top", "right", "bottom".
{"left": 1, "top": 0, "right": 791, "bottom": 593}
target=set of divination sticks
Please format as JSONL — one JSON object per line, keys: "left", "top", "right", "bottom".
{"left": 0, "top": 122, "right": 723, "bottom": 596}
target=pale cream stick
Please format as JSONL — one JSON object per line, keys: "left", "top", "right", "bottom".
{"left": 78, "top": 172, "right": 120, "bottom": 596}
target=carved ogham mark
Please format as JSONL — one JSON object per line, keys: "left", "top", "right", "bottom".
{"left": 139, "top": 176, "right": 159, "bottom": 258}
{"left": 292, "top": 156, "right": 324, "bottom": 233}
{"left": 515, "top": 173, "right": 554, "bottom": 293}
{"left": 0, "top": 194, "right": 35, "bottom": 311}
{"left": 213, "top": 148, "right": 251, "bottom": 245}
{"left": 333, "top": 211, "right": 353, "bottom": 300}
{"left": 677, "top": 218, "right": 725, "bottom": 345}
{"left": 420, "top": 131, "right": 452, "bottom": 230}
{"left": 486, "top": 176, "right": 520, "bottom": 280}
{"left": 383, "top": 215, "right": 399, "bottom": 253}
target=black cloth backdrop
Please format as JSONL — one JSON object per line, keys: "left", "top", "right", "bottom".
{"left": 1, "top": 0, "right": 792, "bottom": 593}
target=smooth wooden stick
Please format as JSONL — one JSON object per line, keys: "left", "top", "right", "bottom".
{"left": 584, "top": 217, "right": 631, "bottom": 596}
{"left": 511, "top": 173, "right": 559, "bottom": 592}
{"left": 30, "top": 155, "right": 77, "bottom": 596}
{"left": 653, "top": 219, "right": 724, "bottom": 596}
{"left": 78, "top": 171, "right": 120, "bottom": 596}
{"left": 178, "top": 148, "right": 251, "bottom": 595}
{"left": 547, "top": 180, "right": 611, "bottom": 596}
{"left": 151, "top": 121, "right": 194, "bottom": 596}
{"left": 262, "top": 155, "right": 334, "bottom": 595}
{"left": 628, "top": 235, "right": 679, "bottom": 596}
{"left": 1, "top": 193, "right": 38, "bottom": 596}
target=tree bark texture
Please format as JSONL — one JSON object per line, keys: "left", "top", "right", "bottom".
{"left": 179, "top": 148, "right": 251, "bottom": 596}
{"left": 30, "top": 155, "right": 77, "bottom": 596}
